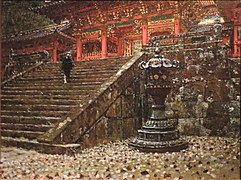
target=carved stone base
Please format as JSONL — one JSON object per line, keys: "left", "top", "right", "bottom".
{"left": 129, "top": 138, "right": 188, "bottom": 153}
{"left": 129, "top": 114, "right": 188, "bottom": 152}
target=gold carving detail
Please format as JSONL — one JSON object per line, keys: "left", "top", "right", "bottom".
{"left": 148, "top": 18, "right": 174, "bottom": 26}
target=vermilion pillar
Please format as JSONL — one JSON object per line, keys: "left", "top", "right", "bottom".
{"left": 53, "top": 41, "right": 58, "bottom": 62}
{"left": 76, "top": 37, "right": 82, "bottom": 61}
{"left": 142, "top": 19, "right": 148, "bottom": 46}
{"left": 102, "top": 29, "right": 107, "bottom": 58}
{"left": 174, "top": 19, "right": 180, "bottom": 34}
{"left": 118, "top": 37, "right": 123, "bottom": 56}
{"left": 233, "top": 26, "right": 239, "bottom": 57}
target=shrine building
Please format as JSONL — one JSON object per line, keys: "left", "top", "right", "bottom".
{"left": 2, "top": 1, "right": 241, "bottom": 64}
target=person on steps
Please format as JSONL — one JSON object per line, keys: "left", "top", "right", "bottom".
{"left": 61, "top": 53, "right": 74, "bottom": 84}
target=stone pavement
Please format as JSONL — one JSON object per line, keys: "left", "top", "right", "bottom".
{"left": 1, "top": 136, "right": 240, "bottom": 179}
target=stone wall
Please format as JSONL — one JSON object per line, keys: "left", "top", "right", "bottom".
{"left": 81, "top": 83, "right": 142, "bottom": 148}
{"left": 165, "top": 60, "right": 240, "bottom": 138}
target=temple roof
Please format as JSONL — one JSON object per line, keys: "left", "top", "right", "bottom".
{"left": 2, "top": 23, "right": 75, "bottom": 45}
{"left": 30, "top": 1, "right": 96, "bottom": 23}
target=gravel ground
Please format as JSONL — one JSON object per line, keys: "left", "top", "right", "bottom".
{"left": 1, "top": 136, "right": 240, "bottom": 179}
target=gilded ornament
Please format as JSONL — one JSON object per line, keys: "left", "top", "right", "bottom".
{"left": 162, "top": 75, "right": 167, "bottom": 80}
{"left": 153, "top": 74, "right": 159, "bottom": 80}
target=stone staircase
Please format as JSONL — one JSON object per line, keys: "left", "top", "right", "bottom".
{"left": 1, "top": 56, "right": 140, "bottom": 153}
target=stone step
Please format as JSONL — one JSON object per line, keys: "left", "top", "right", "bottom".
{"left": 72, "top": 67, "right": 122, "bottom": 72}
{"left": 76, "top": 58, "right": 129, "bottom": 63}
{"left": 1, "top": 94, "right": 89, "bottom": 101}
{"left": 19, "top": 71, "right": 115, "bottom": 78}
{"left": 1, "top": 110, "right": 68, "bottom": 117}
{"left": 5, "top": 81, "right": 102, "bottom": 87}
{"left": 1, "top": 115, "right": 60, "bottom": 125}
{"left": 43, "top": 60, "right": 126, "bottom": 67}
{"left": 10, "top": 82, "right": 103, "bottom": 87}
{"left": 32, "top": 66, "right": 122, "bottom": 74}
{"left": 23, "top": 72, "right": 114, "bottom": 79}
{"left": 2, "top": 84, "right": 100, "bottom": 91}
{"left": 1, "top": 137, "right": 81, "bottom": 154}
{"left": 1, "top": 97, "right": 84, "bottom": 105}
{"left": 33, "top": 63, "right": 122, "bottom": 69}
{"left": 1, "top": 123, "right": 53, "bottom": 132}
{"left": 10, "top": 78, "right": 107, "bottom": 85}
{"left": 1, "top": 129, "right": 44, "bottom": 139}
{"left": 44, "top": 59, "right": 127, "bottom": 67}
{"left": 15, "top": 76, "right": 109, "bottom": 82}
{"left": 2, "top": 89, "right": 95, "bottom": 96}
{"left": 1, "top": 104, "right": 78, "bottom": 111}
{"left": 27, "top": 70, "right": 120, "bottom": 78}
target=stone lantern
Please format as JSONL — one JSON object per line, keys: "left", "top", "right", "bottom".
{"left": 129, "top": 47, "right": 188, "bottom": 152}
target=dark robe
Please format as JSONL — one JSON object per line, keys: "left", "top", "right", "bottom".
{"left": 61, "top": 55, "right": 74, "bottom": 79}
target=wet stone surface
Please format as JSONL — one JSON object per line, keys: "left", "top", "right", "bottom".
{"left": 1, "top": 136, "right": 240, "bottom": 179}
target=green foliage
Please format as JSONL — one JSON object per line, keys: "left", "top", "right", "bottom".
{"left": 2, "top": 1, "right": 54, "bottom": 35}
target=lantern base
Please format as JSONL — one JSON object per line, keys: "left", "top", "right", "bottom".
{"left": 129, "top": 138, "right": 188, "bottom": 153}
{"left": 129, "top": 109, "right": 188, "bottom": 153}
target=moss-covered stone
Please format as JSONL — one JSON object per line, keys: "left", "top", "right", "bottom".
{"left": 204, "top": 101, "right": 230, "bottom": 136}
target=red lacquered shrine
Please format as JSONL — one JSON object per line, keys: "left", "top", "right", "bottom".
{"left": 2, "top": 1, "right": 241, "bottom": 63}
